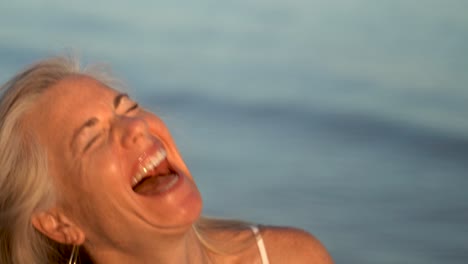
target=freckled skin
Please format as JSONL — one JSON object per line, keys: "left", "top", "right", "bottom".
{"left": 27, "top": 74, "right": 332, "bottom": 263}
{"left": 26, "top": 75, "right": 202, "bottom": 256}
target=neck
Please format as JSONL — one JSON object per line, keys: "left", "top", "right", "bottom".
{"left": 85, "top": 227, "right": 212, "bottom": 264}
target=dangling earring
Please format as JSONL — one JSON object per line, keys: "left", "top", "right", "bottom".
{"left": 68, "top": 244, "right": 79, "bottom": 264}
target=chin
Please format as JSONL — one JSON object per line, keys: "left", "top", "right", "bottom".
{"left": 135, "top": 173, "right": 203, "bottom": 232}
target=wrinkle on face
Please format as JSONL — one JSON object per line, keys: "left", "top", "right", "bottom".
{"left": 24, "top": 75, "right": 202, "bottom": 250}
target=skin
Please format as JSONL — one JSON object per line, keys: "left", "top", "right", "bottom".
{"left": 27, "top": 75, "right": 333, "bottom": 263}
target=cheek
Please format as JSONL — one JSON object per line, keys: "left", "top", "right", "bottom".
{"left": 48, "top": 154, "right": 80, "bottom": 200}
{"left": 86, "top": 147, "right": 128, "bottom": 187}
{"left": 61, "top": 152, "right": 127, "bottom": 223}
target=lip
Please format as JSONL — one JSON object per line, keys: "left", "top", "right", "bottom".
{"left": 129, "top": 140, "right": 166, "bottom": 187}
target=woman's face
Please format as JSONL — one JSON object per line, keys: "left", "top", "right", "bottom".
{"left": 27, "top": 75, "right": 202, "bottom": 248}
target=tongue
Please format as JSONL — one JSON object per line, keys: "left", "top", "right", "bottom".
{"left": 133, "top": 174, "right": 178, "bottom": 195}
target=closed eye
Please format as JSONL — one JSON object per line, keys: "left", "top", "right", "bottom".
{"left": 83, "top": 133, "right": 102, "bottom": 153}
{"left": 126, "top": 103, "right": 139, "bottom": 113}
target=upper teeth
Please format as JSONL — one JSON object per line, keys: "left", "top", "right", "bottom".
{"left": 132, "top": 149, "right": 167, "bottom": 187}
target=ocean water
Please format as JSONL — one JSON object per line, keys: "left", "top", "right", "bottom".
{"left": 1, "top": 1, "right": 468, "bottom": 263}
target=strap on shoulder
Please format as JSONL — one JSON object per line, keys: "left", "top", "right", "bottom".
{"left": 250, "top": 226, "right": 270, "bottom": 264}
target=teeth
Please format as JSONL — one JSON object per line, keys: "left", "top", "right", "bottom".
{"left": 132, "top": 149, "right": 167, "bottom": 187}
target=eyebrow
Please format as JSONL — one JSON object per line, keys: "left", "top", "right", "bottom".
{"left": 114, "top": 93, "right": 129, "bottom": 109}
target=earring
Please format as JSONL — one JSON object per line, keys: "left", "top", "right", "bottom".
{"left": 68, "top": 244, "right": 79, "bottom": 264}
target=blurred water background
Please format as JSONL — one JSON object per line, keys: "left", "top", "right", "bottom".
{"left": 1, "top": 1, "right": 467, "bottom": 263}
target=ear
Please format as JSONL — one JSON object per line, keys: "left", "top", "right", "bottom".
{"left": 31, "top": 208, "right": 85, "bottom": 245}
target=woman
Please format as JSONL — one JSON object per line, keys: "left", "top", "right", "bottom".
{"left": 0, "top": 56, "right": 333, "bottom": 264}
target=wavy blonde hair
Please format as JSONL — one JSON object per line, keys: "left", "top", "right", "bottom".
{"left": 0, "top": 56, "right": 82, "bottom": 264}
{"left": 0, "top": 56, "right": 254, "bottom": 264}
{"left": 0, "top": 56, "right": 122, "bottom": 264}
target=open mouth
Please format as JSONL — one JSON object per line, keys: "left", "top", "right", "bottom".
{"left": 131, "top": 149, "right": 180, "bottom": 196}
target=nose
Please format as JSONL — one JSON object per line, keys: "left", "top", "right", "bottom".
{"left": 117, "top": 115, "right": 150, "bottom": 148}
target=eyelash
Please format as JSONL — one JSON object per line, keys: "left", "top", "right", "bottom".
{"left": 126, "top": 103, "right": 139, "bottom": 113}
{"left": 83, "top": 134, "right": 102, "bottom": 153}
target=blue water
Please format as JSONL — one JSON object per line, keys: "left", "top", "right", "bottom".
{"left": 1, "top": 1, "right": 468, "bottom": 263}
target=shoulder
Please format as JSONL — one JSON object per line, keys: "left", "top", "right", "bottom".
{"left": 260, "top": 226, "right": 334, "bottom": 264}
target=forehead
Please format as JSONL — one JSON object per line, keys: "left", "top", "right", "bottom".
{"left": 26, "top": 75, "right": 119, "bottom": 145}
{"left": 41, "top": 75, "right": 117, "bottom": 105}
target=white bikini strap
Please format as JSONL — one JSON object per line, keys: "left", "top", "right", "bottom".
{"left": 250, "top": 226, "right": 270, "bottom": 264}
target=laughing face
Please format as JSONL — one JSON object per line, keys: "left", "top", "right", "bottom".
{"left": 27, "top": 75, "right": 202, "bottom": 250}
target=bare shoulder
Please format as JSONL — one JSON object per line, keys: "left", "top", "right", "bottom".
{"left": 260, "top": 226, "right": 334, "bottom": 264}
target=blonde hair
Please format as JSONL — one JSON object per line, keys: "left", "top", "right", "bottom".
{"left": 0, "top": 56, "right": 112, "bottom": 264}
{"left": 0, "top": 56, "right": 255, "bottom": 264}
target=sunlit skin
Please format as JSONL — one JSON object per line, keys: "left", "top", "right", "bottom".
{"left": 26, "top": 75, "right": 204, "bottom": 263}
{"left": 26, "top": 75, "right": 333, "bottom": 263}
